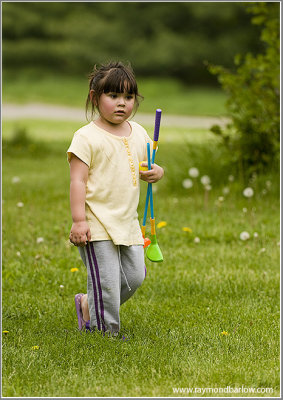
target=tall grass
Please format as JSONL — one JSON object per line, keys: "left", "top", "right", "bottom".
{"left": 2, "top": 124, "right": 280, "bottom": 397}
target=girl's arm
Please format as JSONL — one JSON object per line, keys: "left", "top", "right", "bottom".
{"left": 69, "top": 155, "right": 91, "bottom": 246}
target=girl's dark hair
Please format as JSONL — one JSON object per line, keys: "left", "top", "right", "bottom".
{"left": 85, "top": 61, "right": 143, "bottom": 121}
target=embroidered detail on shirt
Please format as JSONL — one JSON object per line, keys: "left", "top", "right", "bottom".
{"left": 123, "top": 138, "right": 137, "bottom": 186}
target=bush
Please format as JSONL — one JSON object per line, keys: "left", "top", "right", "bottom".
{"left": 208, "top": 2, "right": 280, "bottom": 176}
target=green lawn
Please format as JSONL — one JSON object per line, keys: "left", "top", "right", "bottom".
{"left": 2, "top": 123, "right": 280, "bottom": 397}
{"left": 2, "top": 71, "right": 227, "bottom": 116}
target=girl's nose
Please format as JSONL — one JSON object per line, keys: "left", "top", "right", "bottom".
{"left": 118, "top": 95, "right": 126, "bottom": 105}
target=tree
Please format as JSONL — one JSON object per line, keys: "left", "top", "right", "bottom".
{"left": 208, "top": 2, "right": 280, "bottom": 175}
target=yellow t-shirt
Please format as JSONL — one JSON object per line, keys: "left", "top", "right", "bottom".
{"left": 67, "top": 120, "right": 153, "bottom": 246}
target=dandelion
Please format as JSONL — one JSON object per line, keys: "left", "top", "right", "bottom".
{"left": 200, "top": 175, "right": 211, "bottom": 185}
{"left": 205, "top": 185, "right": 212, "bottom": 191}
{"left": 188, "top": 167, "right": 199, "bottom": 178}
{"left": 17, "top": 202, "right": 24, "bottom": 208}
{"left": 32, "top": 346, "right": 40, "bottom": 350}
{"left": 194, "top": 237, "right": 200, "bottom": 244}
{"left": 3, "top": 331, "right": 9, "bottom": 335}
{"left": 60, "top": 285, "right": 64, "bottom": 289}
{"left": 265, "top": 180, "right": 272, "bottom": 188}
{"left": 12, "top": 176, "right": 21, "bottom": 184}
{"left": 16, "top": 251, "right": 21, "bottom": 257}
{"left": 243, "top": 207, "right": 248, "bottom": 213}
{"left": 36, "top": 237, "right": 44, "bottom": 244}
{"left": 218, "top": 196, "right": 224, "bottom": 202}
{"left": 258, "top": 248, "right": 266, "bottom": 254}
{"left": 172, "top": 198, "right": 179, "bottom": 204}
{"left": 253, "top": 232, "right": 258, "bottom": 238}
{"left": 228, "top": 175, "right": 234, "bottom": 182}
{"left": 71, "top": 268, "right": 79, "bottom": 272}
{"left": 182, "top": 227, "right": 192, "bottom": 233}
{"left": 157, "top": 221, "right": 167, "bottom": 229}
{"left": 182, "top": 179, "right": 193, "bottom": 189}
{"left": 240, "top": 231, "right": 250, "bottom": 241}
{"left": 221, "top": 331, "right": 229, "bottom": 336}
{"left": 243, "top": 187, "right": 254, "bottom": 198}
{"left": 262, "top": 189, "right": 267, "bottom": 195}
{"left": 223, "top": 187, "right": 230, "bottom": 195}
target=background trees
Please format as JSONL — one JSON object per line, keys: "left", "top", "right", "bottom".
{"left": 2, "top": 2, "right": 262, "bottom": 84}
{"left": 209, "top": 2, "right": 280, "bottom": 173}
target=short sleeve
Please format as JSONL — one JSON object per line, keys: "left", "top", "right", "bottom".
{"left": 67, "top": 132, "right": 92, "bottom": 167}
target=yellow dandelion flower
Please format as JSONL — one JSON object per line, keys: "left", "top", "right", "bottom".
{"left": 3, "top": 330, "right": 9, "bottom": 335}
{"left": 182, "top": 227, "right": 192, "bottom": 233}
{"left": 32, "top": 346, "right": 40, "bottom": 350}
{"left": 157, "top": 221, "right": 167, "bottom": 229}
{"left": 71, "top": 267, "right": 79, "bottom": 272}
{"left": 221, "top": 331, "right": 229, "bottom": 336}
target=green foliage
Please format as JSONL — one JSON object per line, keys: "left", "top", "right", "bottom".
{"left": 2, "top": 2, "right": 262, "bottom": 84}
{"left": 3, "top": 125, "right": 50, "bottom": 158}
{"left": 208, "top": 2, "right": 280, "bottom": 175}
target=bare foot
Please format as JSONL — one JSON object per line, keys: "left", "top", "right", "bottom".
{"left": 81, "top": 294, "right": 90, "bottom": 322}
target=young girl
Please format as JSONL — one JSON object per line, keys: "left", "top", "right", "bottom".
{"left": 67, "top": 62, "right": 164, "bottom": 335}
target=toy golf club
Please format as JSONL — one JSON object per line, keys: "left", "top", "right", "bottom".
{"left": 141, "top": 109, "right": 163, "bottom": 262}
{"left": 141, "top": 109, "right": 161, "bottom": 246}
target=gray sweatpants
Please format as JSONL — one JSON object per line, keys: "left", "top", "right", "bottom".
{"left": 78, "top": 241, "right": 146, "bottom": 334}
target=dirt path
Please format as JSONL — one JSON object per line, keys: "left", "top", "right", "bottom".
{"left": 2, "top": 103, "right": 230, "bottom": 128}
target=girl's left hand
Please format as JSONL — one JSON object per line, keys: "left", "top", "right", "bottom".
{"left": 139, "top": 163, "right": 164, "bottom": 183}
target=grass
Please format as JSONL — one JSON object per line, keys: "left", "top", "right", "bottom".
{"left": 2, "top": 122, "right": 280, "bottom": 397}
{"left": 2, "top": 70, "right": 228, "bottom": 116}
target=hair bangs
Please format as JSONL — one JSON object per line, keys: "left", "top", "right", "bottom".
{"left": 102, "top": 68, "right": 138, "bottom": 95}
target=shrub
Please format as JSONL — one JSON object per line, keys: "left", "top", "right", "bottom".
{"left": 208, "top": 2, "right": 280, "bottom": 176}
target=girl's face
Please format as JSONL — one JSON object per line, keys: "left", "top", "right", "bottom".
{"left": 96, "top": 92, "right": 135, "bottom": 125}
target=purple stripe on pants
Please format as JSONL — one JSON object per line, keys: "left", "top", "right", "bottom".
{"left": 86, "top": 244, "right": 101, "bottom": 331}
{"left": 90, "top": 242, "right": 106, "bottom": 332}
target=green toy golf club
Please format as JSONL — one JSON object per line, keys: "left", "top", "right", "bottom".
{"left": 142, "top": 109, "right": 163, "bottom": 263}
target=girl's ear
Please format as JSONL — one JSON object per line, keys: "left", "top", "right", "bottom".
{"left": 90, "top": 90, "right": 96, "bottom": 105}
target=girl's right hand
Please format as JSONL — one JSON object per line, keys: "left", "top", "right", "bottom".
{"left": 69, "top": 221, "right": 91, "bottom": 246}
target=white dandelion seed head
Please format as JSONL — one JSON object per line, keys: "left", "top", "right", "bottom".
{"left": 228, "top": 175, "right": 234, "bottom": 182}
{"left": 194, "top": 237, "right": 200, "bottom": 243}
{"left": 240, "top": 231, "right": 250, "bottom": 241}
{"left": 36, "top": 237, "right": 44, "bottom": 244}
{"left": 12, "top": 176, "right": 21, "bottom": 184}
{"left": 182, "top": 179, "right": 193, "bottom": 189}
{"left": 243, "top": 207, "right": 248, "bottom": 213}
{"left": 243, "top": 187, "right": 254, "bottom": 198}
{"left": 17, "top": 202, "right": 24, "bottom": 208}
{"left": 201, "top": 175, "right": 211, "bottom": 185}
{"left": 265, "top": 180, "right": 272, "bottom": 188}
{"left": 205, "top": 185, "right": 212, "bottom": 191}
{"left": 188, "top": 167, "right": 199, "bottom": 178}
{"left": 223, "top": 187, "right": 230, "bottom": 195}
{"left": 16, "top": 251, "right": 21, "bottom": 257}
{"left": 253, "top": 232, "right": 259, "bottom": 238}
{"left": 60, "top": 285, "right": 64, "bottom": 289}
{"left": 258, "top": 248, "right": 266, "bottom": 254}
{"left": 218, "top": 196, "right": 224, "bottom": 202}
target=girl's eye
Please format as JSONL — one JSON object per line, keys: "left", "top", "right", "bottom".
{"left": 126, "top": 95, "right": 134, "bottom": 100}
{"left": 109, "top": 93, "right": 117, "bottom": 99}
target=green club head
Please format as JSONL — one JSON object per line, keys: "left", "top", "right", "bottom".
{"left": 146, "top": 234, "right": 163, "bottom": 262}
